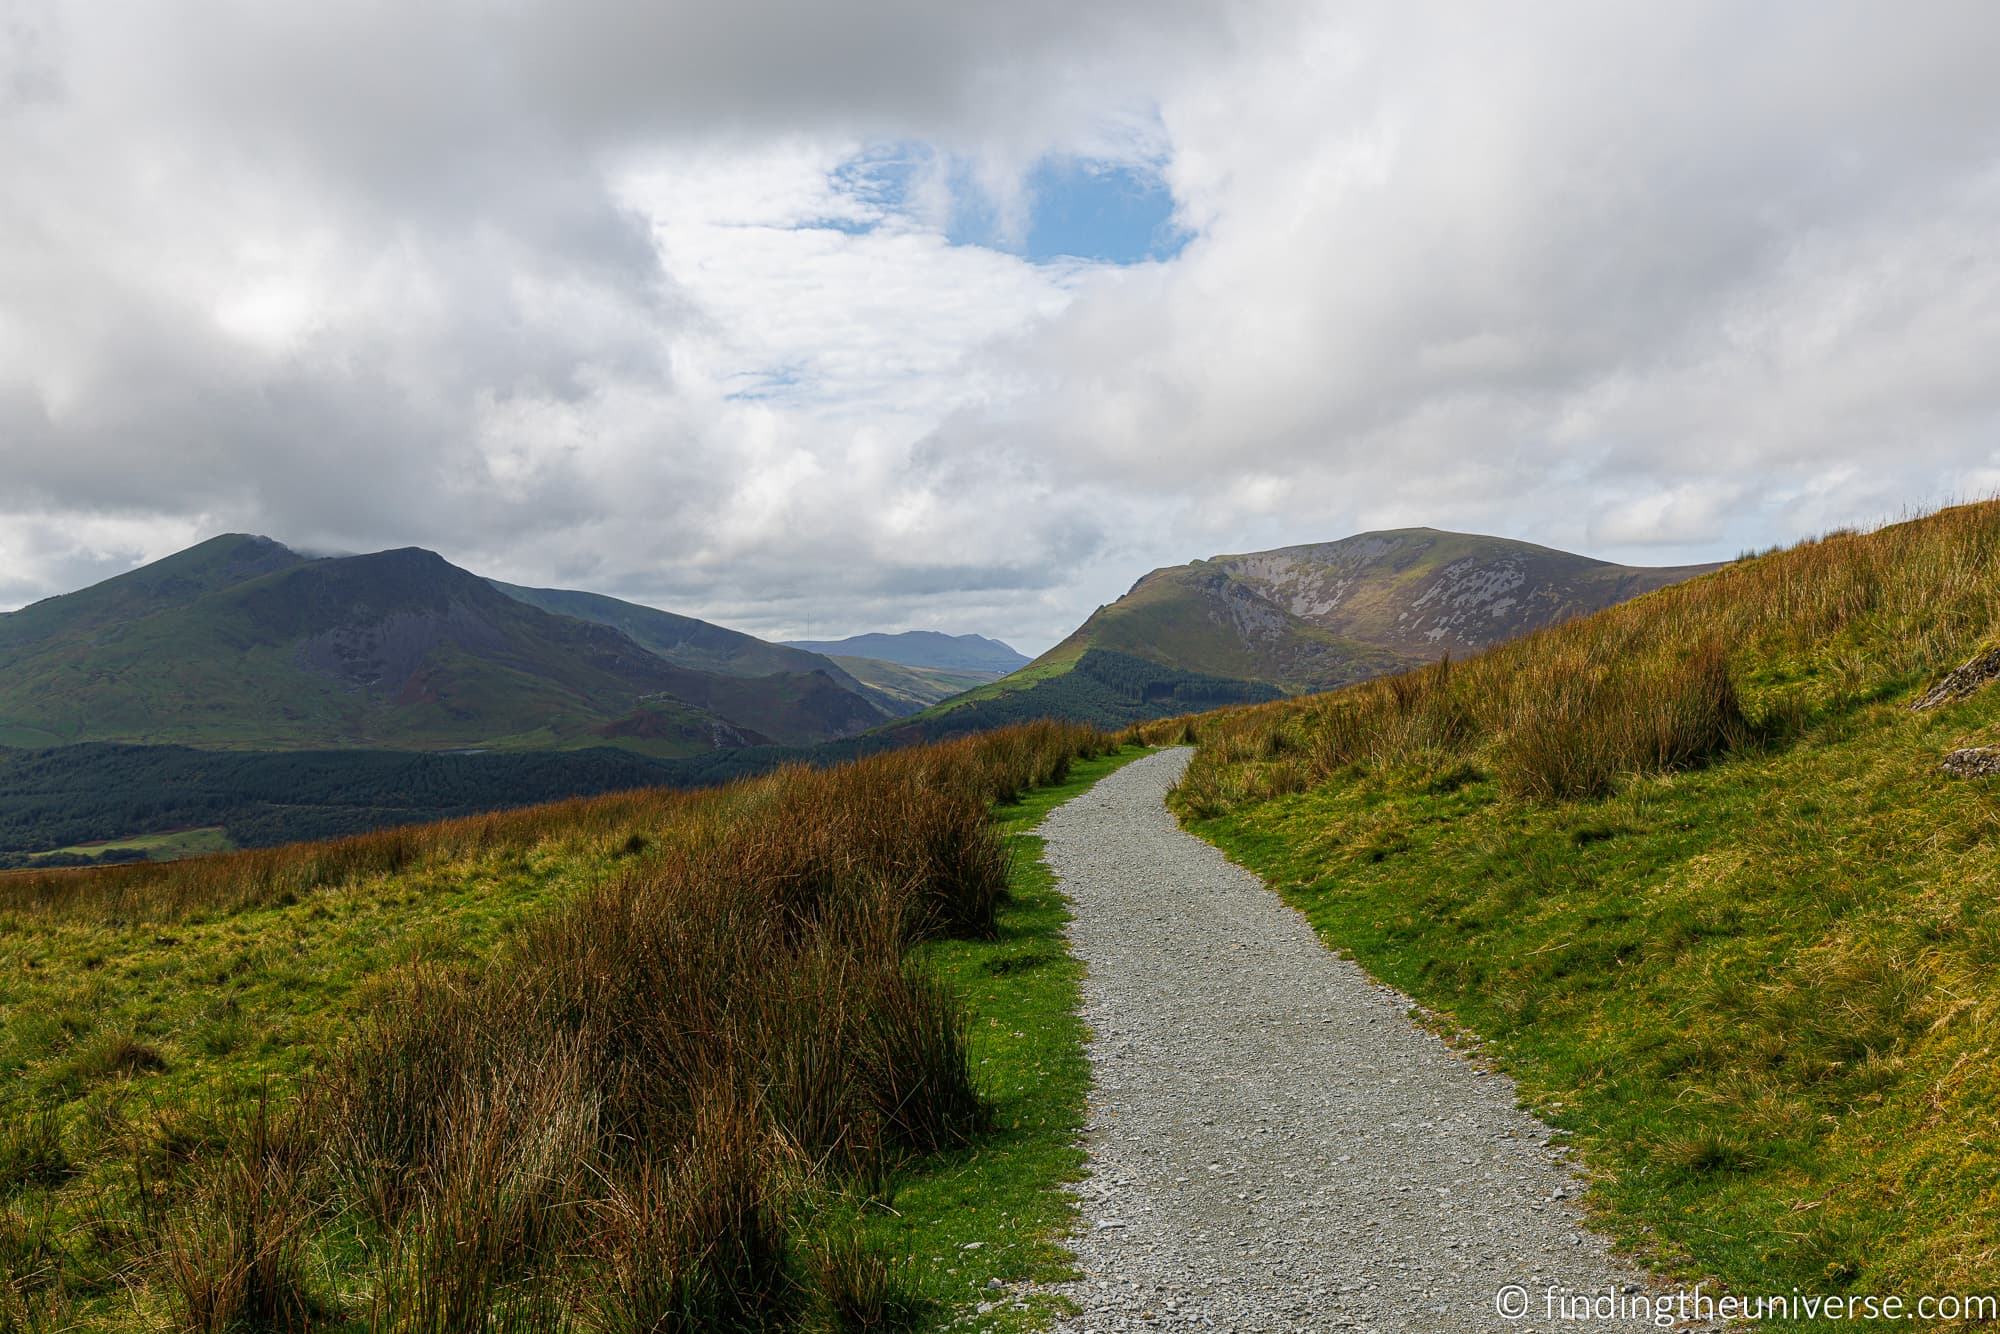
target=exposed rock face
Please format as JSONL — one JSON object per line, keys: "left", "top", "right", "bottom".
{"left": 1941, "top": 747, "right": 2000, "bottom": 778}
{"left": 1912, "top": 646, "right": 2000, "bottom": 711}
{"left": 1035, "top": 528, "right": 1721, "bottom": 694}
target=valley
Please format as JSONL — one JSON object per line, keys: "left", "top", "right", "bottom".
{"left": 0, "top": 526, "right": 1707, "bottom": 859}
{"left": 7, "top": 502, "right": 2000, "bottom": 1329}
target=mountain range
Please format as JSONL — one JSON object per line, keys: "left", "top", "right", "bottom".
{"left": 782, "top": 631, "right": 1029, "bottom": 673}
{"left": 0, "top": 536, "right": 912, "bottom": 754}
{"left": 0, "top": 525, "right": 1722, "bottom": 856}
{"left": 909, "top": 529, "right": 1719, "bottom": 733}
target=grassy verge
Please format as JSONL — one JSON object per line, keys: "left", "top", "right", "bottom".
{"left": 0, "top": 837, "right": 631, "bottom": 1326}
{"left": 1185, "top": 694, "right": 2000, "bottom": 1328}
{"left": 2, "top": 725, "right": 1140, "bottom": 1329}
{"left": 1138, "top": 502, "right": 2000, "bottom": 1329}
{"left": 843, "top": 746, "right": 1151, "bottom": 1329}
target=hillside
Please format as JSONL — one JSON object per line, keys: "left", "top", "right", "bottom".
{"left": 0, "top": 541, "right": 885, "bottom": 754}
{"left": 1138, "top": 501, "right": 2000, "bottom": 1310}
{"left": 783, "top": 629, "right": 1030, "bottom": 673}
{"left": 824, "top": 654, "right": 1003, "bottom": 709}
{"left": 907, "top": 528, "right": 1717, "bottom": 736}
{"left": 492, "top": 581, "right": 907, "bottom": 714}
{"left": 0, "top": 720, "right": 1128, "bottom": 1328}
{"left": 1041, "top": 528, "right": 1719, "bottom": 692}
{"left": 0, "top": 742, "right": 708, "bottom": 865}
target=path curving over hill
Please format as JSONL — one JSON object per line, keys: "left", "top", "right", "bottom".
{"left": 1045, "top": 748, "right": 1670, "bottom": 1332}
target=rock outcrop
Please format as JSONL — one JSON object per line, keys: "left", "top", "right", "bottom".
{"left": 1912, "top": 646, "right": 2000, "bottom": 711}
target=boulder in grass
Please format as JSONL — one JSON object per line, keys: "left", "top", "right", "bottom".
{"left": 1941, "top": 746, "right": 2000, "bottom": 778}
{"left": 1913, "top": 646, "right": 2000, "bottom": 711}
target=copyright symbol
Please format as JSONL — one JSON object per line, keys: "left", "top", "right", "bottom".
{"left": 1494, "top": 1284, "right": 1530, "bottom": 1320}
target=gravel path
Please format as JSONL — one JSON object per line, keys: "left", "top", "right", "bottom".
{"left": 1043, "top": 748, "right": 1669, "bottom": 1333}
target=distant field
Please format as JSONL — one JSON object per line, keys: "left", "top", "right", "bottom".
{"left": 829, "top": 654, "right": 999, "bottom": 709}
{"left": 30, "top": 826, "right": 235, "bottom": 862}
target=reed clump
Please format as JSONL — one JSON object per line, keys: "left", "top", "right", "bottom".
{"left": 1165, "top": 501, "right": 2000, "bottom": 814}
{"left": 22, "top": 718, "right": 1112, "bottom": 1324}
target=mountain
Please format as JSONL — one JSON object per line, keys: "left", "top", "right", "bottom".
{"left": 0, "top": 539, "right": 887, "bottom": 754}
{"left": 490, "top": 583, "right": 862, "bottom": 688}
{"left": 490, "top": 582, "right": 913, "bottom": 718}
{"left": 782, "top": 630, "right": 1029, "bottom": 674}
{"left": 820, "top": 655, "right": 1006, "bottom": 710}
{"left": 1040, "top": 528, "right": 1721, "bottom": 690}
{"left": 908, "top": 529, "right": 1720, "bottom": 733}
{"left": 0, "top": 533, "right": 306, "bottom": 653}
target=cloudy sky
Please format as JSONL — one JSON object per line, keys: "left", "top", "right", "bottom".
{"left": 3, "top": 2, "right": 1997, "bottom": 651}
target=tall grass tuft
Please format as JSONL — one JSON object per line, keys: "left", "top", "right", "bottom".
{"left": 591, "top": 1089, "right": 797, "bottom": 1333}
{"left": 1495, "top": 638, "right": 1744, "bottom": 800}
{"left": 23, "top": 719, "right": 1116, "bottom": 1324}
{"left": 1158, "top": 502, "right": 2000, "bottom": 814}
{"left": 163, "top": 1103, "right": 322, "bottom": 1334}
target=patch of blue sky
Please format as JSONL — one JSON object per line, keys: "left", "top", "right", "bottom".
{"left": 723, "top": 362, "right": 808, "bottom": 402}
{"left": 809, "top": 140, "right": 1190, "bottom": 267}
{"left": 1015, "top": 156, "right": 1190, "bottom": 265}
{"left": 800, "top": 142, "right": 932, "bottom": 235}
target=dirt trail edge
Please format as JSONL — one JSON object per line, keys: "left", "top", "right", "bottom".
{"left": 1044, "top": 747, "right": 1668, "bottom": 1333}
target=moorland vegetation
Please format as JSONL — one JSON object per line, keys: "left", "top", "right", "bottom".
{"left": 1, "top": 719, "right": 1121, "bottom": 1330}
{"left": 1133, "top": 501, "right": 2000, "bottom": 1315}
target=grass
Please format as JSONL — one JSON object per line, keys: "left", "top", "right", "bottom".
{"left": 1130, "top": 500, "right": 2000, "bottom": 1328}
{"left": 0, "top": 721, "right": 1133, "bottom": 1329}
{"left": 27, "top": 826, "right": 236, "bottom": 863}
{"left": 840, "top": 745, "right": 1150, "bottom": 1329}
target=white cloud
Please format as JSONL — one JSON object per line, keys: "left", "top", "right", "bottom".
{"left": 2, "top": 1, "right": 1999, "bottom": 653}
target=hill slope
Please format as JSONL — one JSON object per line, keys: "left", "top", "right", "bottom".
{"left": 496, "top": 584, "right": 912, "bottom": 724}
{"left": 1147, "top": 501, "right": 2000, "bottom": 1309}
{"left": 492, "top": 582, "right": 895, "bottom": 703}
{"left": 783, "top": 630, "right": 1029, "bottom": 673}
{"left": 823, "top": 654, "right": 1002, "bottom": 710}
{"left": 0, "top": 543, "right": 883, "bottom": 753}
{"left": 1042, "top": 528, "right": 1720, "bottom": 692}
{"left": 0, "top": 533, "right": 304, "bottom": 653}
{"left": 909, "top": 528, "right": 1718, "bottom": 736}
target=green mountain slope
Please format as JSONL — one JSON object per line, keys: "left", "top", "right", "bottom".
{"left": 1043, "top": 528, "right": 1720, "bottom": 692}
{"left": 906, "top": 528, "right": 1717, "bottom": 736}
{"left": 782, "top": 630, "right": 1029, "bottom": 673}
{"left": 1153, "top": 501, "right": 2000, "bottom": 1306}
{"left": 491, "top": 582, "right": 887, "bottom": 699}
{"left": 0, "top": 533, "right": 304, "bottom": 653}
{"left": 824, "top": 655, "right": 1001, "bottom": 709}
{"left": 0, "top": 544, "right": 882, "bottom": 753}
{"left": 879, "top": 648, "right": 1280, "bottom": 740}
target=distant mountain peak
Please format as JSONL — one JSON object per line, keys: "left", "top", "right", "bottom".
{"left": 1036, "top": 526, "right": 1721, "bottom": 695}
{"left": 779, "top": 630, "right": 1030, "bottom": 674}
{"left": 0, "top": 538, "right": 904, "bottom": 753}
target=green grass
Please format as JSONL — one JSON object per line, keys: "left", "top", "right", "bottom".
{"left": 1180, "top": 686, "right": 2000, "bottom": 1328}
{"left": 0, "top": 835, "right": 630, "bottom": 1325}
{"left": 829, "top": 745, "right": 1151, "bottom": 1329}
{"left": 29, "top": 826, "right": 236, "bottom": 862}
{"left": 0, "top": 736, "right": 1144, "bottom": 1329}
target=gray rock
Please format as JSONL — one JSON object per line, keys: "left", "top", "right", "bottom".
{"left": 1912, "top": 645, "right": 2000, "bottom": 711}
{"left": 1941, "top": 746, "right": 2000, "bottom": 778}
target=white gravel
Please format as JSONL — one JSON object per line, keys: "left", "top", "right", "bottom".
{"left": 1042, "top": 748, "right": 1676, "bottom": 1333}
